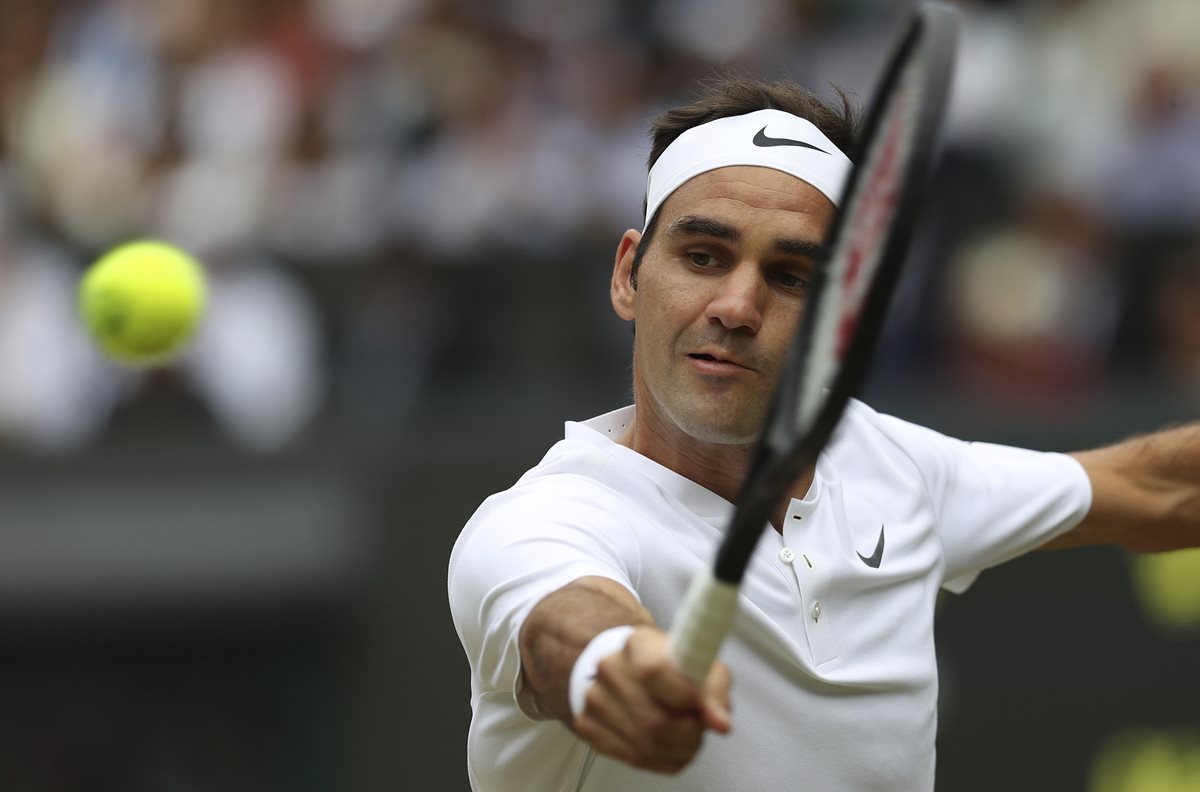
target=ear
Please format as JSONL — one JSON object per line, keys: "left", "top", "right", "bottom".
{"left": 610, "top": 228, "right": 641, "bottom": 322}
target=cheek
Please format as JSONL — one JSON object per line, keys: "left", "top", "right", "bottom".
{"left": 641, "top": 272, "right": 709, "bottom": 324}
{"left": 633, "top": 294, "right": 690, "bottom": 370}
{"left": 635, "top": 278, "right": 683, "bottom": 331}
{"left": 767, "top": 311, "right": 802, "bottom": 355}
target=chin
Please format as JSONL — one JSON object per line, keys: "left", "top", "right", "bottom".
{"left": 672, "top": 408, "right": 762, "bottom": 446}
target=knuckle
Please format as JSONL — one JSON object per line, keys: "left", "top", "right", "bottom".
{"left": 642, "top": 711, "right": 670, "bottom": 737}
{"left": 594, "top": 655, "right": 619, "bottom": 682}
{"left": 582, "top": 686, "right": 605, "bottom": 715}
{"left": 628, "top": 625, "right": 660, "bottom": 648}
{"left": 633, "top": 657, "right": 672, "bottom": 685}
{"left": 675, "top": 723, "right": 705, "bottom": 752}
{"left": 629, "top": 747, "right": 655, "bottom": 769}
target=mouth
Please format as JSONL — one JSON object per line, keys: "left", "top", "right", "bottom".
{"left": 686, "top": 351, "right": 754, "bottom": 374}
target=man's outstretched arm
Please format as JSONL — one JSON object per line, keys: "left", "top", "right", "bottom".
{"left": 518, "top": 576, "right": 731, "bottom": 774}
{"left": 1045, "top": 422, "right": 1200, "bottom": 552}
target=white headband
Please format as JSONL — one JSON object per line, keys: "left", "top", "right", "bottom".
{"left": 643, "top": 108, "right": 853, "bottom": 231}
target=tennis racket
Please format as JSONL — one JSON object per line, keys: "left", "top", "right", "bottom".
{"left": 668, "top": 1, "right": 960, "bottom": 682}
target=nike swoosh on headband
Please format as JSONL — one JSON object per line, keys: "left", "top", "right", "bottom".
{"left": 752, "top": 126, "right": 829, "bottom": 153}
{"left": 642, "top": 109, "right": 851, "bottom": 230}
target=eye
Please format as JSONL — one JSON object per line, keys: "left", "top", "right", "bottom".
{"left": 774, "top": 269, "right": 811, "bottom": 290}
{"left": 687, "top": 251, "right": 718, "bottom": 268}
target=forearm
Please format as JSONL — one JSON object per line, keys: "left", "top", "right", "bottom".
{"left": 1061, "top": 422, "right": 1200, "bottom": 552}
{"left": 518, "top": 575, "right": 655, "bottom": 723}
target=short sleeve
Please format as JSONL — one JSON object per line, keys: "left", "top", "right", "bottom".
{"left": 869, "top": 412, "right": 1093, "bottom": 592}
{"left": 447, "top": 474, "right": 640, "bottom": 716}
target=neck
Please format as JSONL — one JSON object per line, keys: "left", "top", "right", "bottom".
{"left": 618, "top": 415, "right": 754, "bottom": 506}
{"left": 616, "top": 402, "right": 814, "bottom": 531}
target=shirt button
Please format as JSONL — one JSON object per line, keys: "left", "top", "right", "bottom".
{"left": 779, "top": 547, "right": 796, "bottom": 564}
{"left": 811, "top": 601, "right": 822, "bottom": 622}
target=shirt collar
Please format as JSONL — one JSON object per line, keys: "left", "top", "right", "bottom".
{"left": 566, "top": 405, "right": 827, "bottom": 525}
{"left": 564, "top": 406, "right": 734, "bottom": 525}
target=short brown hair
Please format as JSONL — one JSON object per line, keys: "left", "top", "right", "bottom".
{"left": 631, "top": 76, "right": 859, "bottom": 286}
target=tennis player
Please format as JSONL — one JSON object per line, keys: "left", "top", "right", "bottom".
{"left": 447, "top": 77, "right": 1200, "bottom": 791}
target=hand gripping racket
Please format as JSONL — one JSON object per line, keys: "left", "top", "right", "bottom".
{"left": 668, "top": 1, "right": 961, "bottom": 683}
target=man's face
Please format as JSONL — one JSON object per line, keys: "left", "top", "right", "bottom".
{"left": 612, "top": 165, "right": 835, "bottom": 446}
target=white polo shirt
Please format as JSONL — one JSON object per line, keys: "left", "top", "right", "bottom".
{"left": 448, "top": 401, "right": 1091, "bottom": 792}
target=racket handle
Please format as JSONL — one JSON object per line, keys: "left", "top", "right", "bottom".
{"left": 668, "top": 569, "right": 740, "bottom": 683}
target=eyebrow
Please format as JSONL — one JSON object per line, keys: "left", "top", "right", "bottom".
{"left": 666, "top": 215, "right": 740, "bottom": 243}
{"left": 774, "top": 238, "right": 826, "bottom": 261}
{"left": 666, "top": 214, "right": 826, "bottom": 261}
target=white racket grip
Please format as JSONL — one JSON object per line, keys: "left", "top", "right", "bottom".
{"left": 668, "top": 569, "right": 740, "bottom": 683}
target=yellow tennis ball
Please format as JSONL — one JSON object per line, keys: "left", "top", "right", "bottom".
{"left": 1130, "top": 548, "right": 1200, "bottom": 635}
{"left": 79, "top": 241, "right": 207, "bottom": 365}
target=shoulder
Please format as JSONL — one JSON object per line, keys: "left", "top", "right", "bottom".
{"left": 838, "top": 399, "right": 956, "bottom": 447}
{"left": 447, "top": 438, "right": 648, "bottom": 653}
{"left": 828, "top": 399, "right": 964, "bottom": 480}
{"left": 833, "top": 400, "right": 1088, "bottom": 525}
{"left": 479, "top": 438, "right": 638, "bottom": 530}
{"left": 449, "top": 439, "right": 642, "bottom": 579}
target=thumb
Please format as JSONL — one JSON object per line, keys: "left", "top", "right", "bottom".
{"left": 699, "top": 661, "right": 732, "bottom": 733}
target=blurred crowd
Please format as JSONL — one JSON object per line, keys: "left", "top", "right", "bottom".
{"left": 1, "top": 2, "right": 1198, "bottom": 789}
{"left": 0, "top": 0, "right": 1198, "bottom": 454}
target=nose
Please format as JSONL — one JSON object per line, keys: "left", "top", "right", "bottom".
{"left": 704, "top": 264, "right": 765, "bottom": 334}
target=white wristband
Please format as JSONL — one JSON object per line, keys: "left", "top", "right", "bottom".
{"left": 568, "top": 625, "right": 637, "bottom": 718}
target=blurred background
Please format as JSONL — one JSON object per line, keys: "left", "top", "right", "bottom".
{"left": 0, "top": 0, "right": 1198, "bottom": 789}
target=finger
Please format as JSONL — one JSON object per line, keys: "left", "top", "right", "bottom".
{"left": 593, "top": 640, "right": 696, "bottom": 731}
{"left": 581, "top": 667, "right": 649, "bottom": 749}
{"left": 699, "top": 661, "right": 733, "bottom": 733}
{"left": 573, "top": 710, "right": 643, "bottom": 767}
{"left": 579, "top": 707, "right": 704, "bottom": 774}
{"left": 590, "top": 663, "right": 707, "bottom": 757}
{"left": 646, "top": 714, "right": 706, "bottom": 760}
{"left": 643, "top": 724, "right": 706, "bottom": 773}
{"left": 624, "top": 629, "right": 701, "bottom": 713}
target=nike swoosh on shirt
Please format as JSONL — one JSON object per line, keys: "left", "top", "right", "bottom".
{"left": 857, "top": 524, "right": 885, "bottom": 569}
{"left": 752, "top": 126, "right": 829, "bottom": 153}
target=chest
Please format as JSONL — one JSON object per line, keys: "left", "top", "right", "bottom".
{"left": 634, "top": 472, "right": 946, "bottom": 691}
